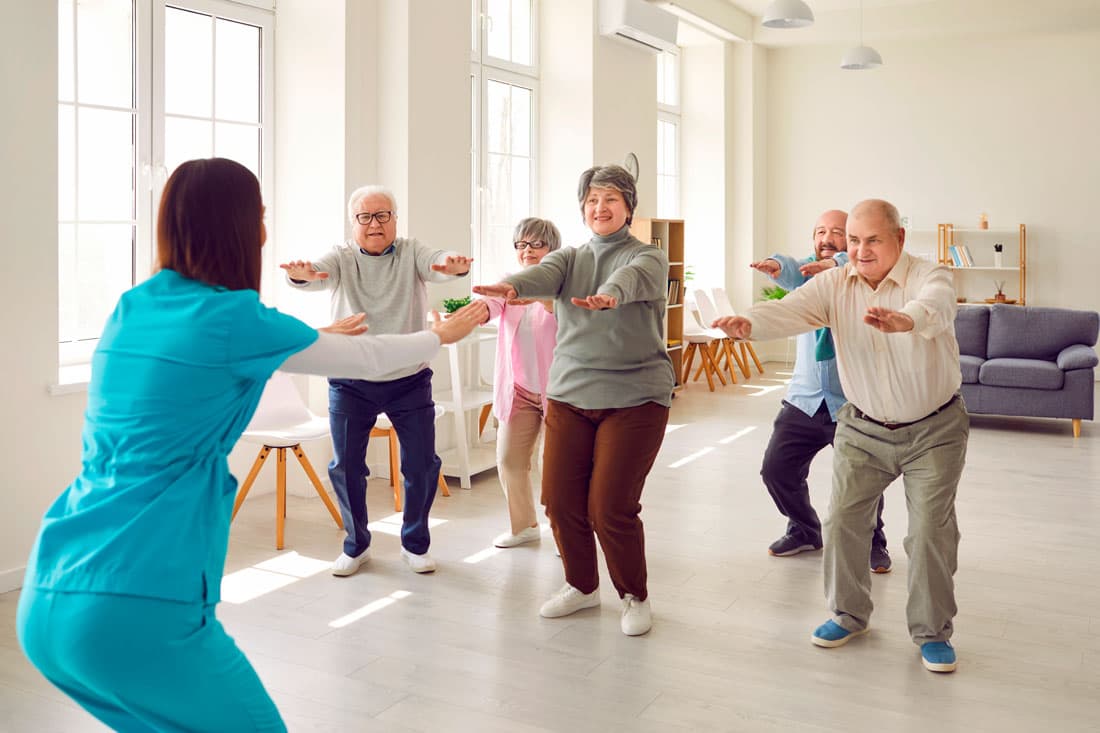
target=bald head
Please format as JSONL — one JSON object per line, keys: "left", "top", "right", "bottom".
{"left": 847, "top": 198, "right": 906, "bottom": 288}
{"left": 813, "top": 209, "right": 848, "bottom": 261}
{"left": 850, "top": 199, "right": 901, "bottom": 230}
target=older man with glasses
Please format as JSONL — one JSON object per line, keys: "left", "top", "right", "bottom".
{"left": 281, "top": 185, "right": 472, "bottom": 577}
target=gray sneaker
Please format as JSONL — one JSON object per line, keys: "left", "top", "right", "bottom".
{"left": 768, "top": 533, "right": 822, "bottom": 557}
{"left": 870, "top": 545, "right": 892, "bottom": 574}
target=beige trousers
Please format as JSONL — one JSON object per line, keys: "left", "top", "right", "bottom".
{"left": 495, "top": 385, "right": 545, "bottom": 535}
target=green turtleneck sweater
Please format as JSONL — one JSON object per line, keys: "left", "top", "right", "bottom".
{"left": 503, "top": 226, "right": 674, "bottom": 409}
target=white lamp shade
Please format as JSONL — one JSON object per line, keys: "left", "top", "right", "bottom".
{"left": 762, "top": 0, "right": 814, "bottom": 29}
{"left": 840, "top": 45, "right": 883, "bottom": 70}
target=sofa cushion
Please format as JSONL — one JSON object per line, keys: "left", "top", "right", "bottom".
{"left": 959, "top": 355, "right": 983, "bottom": 384}
{"left": 979, "top": 358, "right": 1064, "bottom": 390}
{"left": 987, "top": 305, "right": 1100, "bottom": 360}
{"left": 954, "top": 305, "right": 990, "bottom": 359}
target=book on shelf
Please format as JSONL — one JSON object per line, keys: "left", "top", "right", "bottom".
{"left": 948, "top": 246, "right": 965, "bottom": 267}
{"left": 651, "top": 237, "right": 663, "bottom": 250}
{"left": 667, "top": 278, "right": 680, "bottom": 304}
{"left": 961, "top": 244, "right": 976, "bottom": 266}
{"left": 666, "top": 338, "right": 681, "bottom": 347}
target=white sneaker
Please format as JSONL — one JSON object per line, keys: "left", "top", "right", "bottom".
{"left": 401, "top": 548, "right": 437, "bottom": 574}
{"left": 331, "top": 548, "right": 370, "bottom": 577}
{"left": 539, "top": 583, "right": 600, "bottom": 618}
{"left": 620, "top": 594, "right": 652, "bottom": 636}
{"left": 493, "top": 526, "right": 541, "bottom": 548}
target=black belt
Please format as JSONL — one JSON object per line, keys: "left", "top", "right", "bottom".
{"left": 853, "top": 394, "right": 959, "bottom": 431}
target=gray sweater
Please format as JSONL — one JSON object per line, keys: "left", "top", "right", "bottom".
{"left": 287, "top": 238, "right": 461, "bottom": 381}
{"left": 504, "top": 226, "right": 674, "bottom": 409}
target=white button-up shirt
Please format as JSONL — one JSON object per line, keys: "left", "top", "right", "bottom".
{"left": 746, "top": 252, "right": 961, "bottom": 424}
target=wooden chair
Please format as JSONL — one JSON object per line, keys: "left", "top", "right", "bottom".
{"left": 681, "top": 308, "right": 729, "bottom": 391}
{"left": 231, "top": 372, "right": 344, "bottom": 550}
{"left": 692, "top": 289, "right": 749, "bottom": 382}
{"left": 370, "top": 405, "right": 451, "bottom": 511}
{"left": 711, "top": 286, "right": 765, "bottom": 376}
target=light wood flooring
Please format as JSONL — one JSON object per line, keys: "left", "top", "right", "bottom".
{"left": 3, "top": 366, "right": 1100, "bottom": 732}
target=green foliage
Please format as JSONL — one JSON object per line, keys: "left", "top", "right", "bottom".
{"left": 443, "top": 296, "right": 472, "bottom": 313}
{"left": 684, "top": 266, "right": 695, "bottom": 283}
{"left": 761, "top": 285, "right": 788, "bottom": 300}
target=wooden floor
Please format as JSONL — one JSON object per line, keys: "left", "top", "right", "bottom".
{"left": 4, "top": 366, "right": 1100, "bottom": 732}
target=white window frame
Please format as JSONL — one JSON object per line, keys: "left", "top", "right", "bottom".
{"left": 656, "top": 49, "right": 681, "bottom": 220}
{"left": 58, "top": 0, "right": 274, "bottom": 379}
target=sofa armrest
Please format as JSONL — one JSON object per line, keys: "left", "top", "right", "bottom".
{"left": 1057, "top": 344, "right": 1099, "bottom": 370}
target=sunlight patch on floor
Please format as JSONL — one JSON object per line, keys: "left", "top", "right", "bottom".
{"left": 221, "top": 550, "right": 332, "bottom": 605}
{"left": 719, "top": 426, "right": 757, "bottom": 444}
{"left": 668, "top": 446, "right": 715, "bottom": 469}
{"left": 328, "top": 590, "right": 412, "bottom": 629}
{"left": 367, "top": 512, "right": 449, "bottom": 537}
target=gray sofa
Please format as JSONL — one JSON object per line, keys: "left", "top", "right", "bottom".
{"left": 954, "top": 304, "right": 1099, "bottom": 436}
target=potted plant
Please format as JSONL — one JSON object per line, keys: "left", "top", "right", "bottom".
{"left": 443, "top": 296, "right": 472, "bottom": 313}
{"left": 761, "top": 285, "right": 788, "bottom": 300}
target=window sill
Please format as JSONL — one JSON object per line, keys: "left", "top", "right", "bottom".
{"left": 50, "top": 364, "right": 92, "bottom": 395}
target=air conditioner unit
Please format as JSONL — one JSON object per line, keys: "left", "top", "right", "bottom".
{"left": 599, "top": 0, "right": 679, "bottom": 54}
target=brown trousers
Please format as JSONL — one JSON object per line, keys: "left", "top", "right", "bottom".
{"left": 541, "top": 399, "right": 670, "bottom": 600}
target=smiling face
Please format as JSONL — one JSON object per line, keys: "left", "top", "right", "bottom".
{"left": 583, "top": 186, "right": 630, "bottom": 237}
{"left": 515, "top": 234, "right": 551, "bottom": 268}
{"left": 847, "top": 202, "right": 905, "bottom": 288}
{"left": 813, "top": 209, "right": 848, "bottom": 261}
{"left": 353, "top": 192, "right": 398, "bottom": 254}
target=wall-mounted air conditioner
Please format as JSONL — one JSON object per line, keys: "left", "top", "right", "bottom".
{"left": 599, "top": 0, "right": 679, "bottom": 54}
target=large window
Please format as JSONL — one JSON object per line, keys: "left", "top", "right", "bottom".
{"left": 656, "top": 49, "right": 680, "bottom": 219}
{"left": 471, "top": 0, "right": 538, "bottom": 283}
{"left": 58, "top": 0, "right": 273, "bottom": 374}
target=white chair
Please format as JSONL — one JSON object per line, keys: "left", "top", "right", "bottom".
{"left": 693, "top": 289, "right": 748, "bottom": 383}
{"left": 231, "top": 372, "right": 344, "bottom": 550}
{"left": 681, "top": 307, "right": 728, "bottom": 391}
{"left": 370, "top": 405, "right": 451, "bottom": 511}
{"left": 711, "top": 286, "right": 765, "bottom": 376}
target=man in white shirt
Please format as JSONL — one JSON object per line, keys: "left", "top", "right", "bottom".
{"left": 713, "top": 199, "right": 968, "bottom": 673}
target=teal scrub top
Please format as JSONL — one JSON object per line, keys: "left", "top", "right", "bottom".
{"left": 25, "top": 269, "right": 318, "bottom": 604}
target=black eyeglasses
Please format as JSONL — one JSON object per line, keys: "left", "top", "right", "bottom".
{"left": 355, "top": 210, "right": 393, "bottom": 225}
{"left": 514, "top": 240, "right": 548, "bottom": 250}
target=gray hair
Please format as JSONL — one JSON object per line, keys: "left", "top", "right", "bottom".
{"left": 347, "top": 185, "right": 398, "bottom": 224}
{"left": 850, "top": 199, "right": 901, "bottom": 231}
{"left": 512, "top": 217, "right": 562, "bottom": 252}
{"left": 577, "top": 165, "right": 637, "bottom": 225}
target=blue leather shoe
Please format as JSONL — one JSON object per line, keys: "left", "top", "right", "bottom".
{"left": 811, "top": 619, "right": 868, "bottom": 648}
{"left": 921, "top": 641, "right": 958, "bottom": 672}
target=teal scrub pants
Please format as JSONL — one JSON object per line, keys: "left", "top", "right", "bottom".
{"left": 16, "top": 588, "right": 286, "bottom": 732}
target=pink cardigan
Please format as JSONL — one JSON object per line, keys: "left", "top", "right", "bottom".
{"left": 482, "top": 296, "right": 558, "bottom": 423}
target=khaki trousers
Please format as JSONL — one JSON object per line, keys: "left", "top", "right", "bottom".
{"left": 495, "top": 385, "right": 545, "bottom": 535}
{"left": 825, "top": 397, "right": 969, "bottom": 644}
{"left": 541, "top": 399, "right": 669, "bottom": 600}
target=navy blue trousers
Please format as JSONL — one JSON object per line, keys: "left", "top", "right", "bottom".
{"left": 328, "top": 368, "right": 441, "bottom": 556}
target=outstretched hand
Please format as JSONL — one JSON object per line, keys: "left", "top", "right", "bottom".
{"left": 431, "top": 303, "right": 484, "bottom": 344}
{"left": 431, "top": 255, "right": 474, "bottom": 275}
{"left": 864, "top": 307, "right": 914, "bottom": 333}
{"left": 460, "top": 299, "right": 492, "bottom": 325}
{"left": 799, "top": 258, "right": 836, "bottom": 277}
{"left": 712, "top": 316, "right": 752, "bottom": 340}
{"left": 570, "top": 294, "right": 618, "bottom": 311}
{"left": 319, "top": 313, "right": 368, "bottom": 335}
{"left": 749, "top": 259, "right": 781, "bottom": 278}
{"left": 280, "top": 260, "right": 328, "bottom": 281}
{"left": 472, "top": 282, "right": 518, "bottom": 300}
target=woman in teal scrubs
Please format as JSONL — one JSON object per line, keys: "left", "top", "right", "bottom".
{"left": 16, "top": 158, "right": 481, "bottom": 732}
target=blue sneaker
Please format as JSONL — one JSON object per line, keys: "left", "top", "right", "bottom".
{"left": 811, "top": 619, "right": 869, "bottom": 648}
{"left": 921, "top": 641, "right": 958, "bottom": 672}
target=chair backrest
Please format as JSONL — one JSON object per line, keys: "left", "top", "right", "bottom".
{"left": 681, "top": 305, "right": 711, "bottom": 337}
{"left": 693, "top": 289, "right": 721, "bottom": 326}
{"left": 245, "top": 372, "right": 315, "bottom": 432}
{"left": 711, "top": 287, "right": 737, "bottom": 318}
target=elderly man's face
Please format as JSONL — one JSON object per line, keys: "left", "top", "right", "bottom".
{"left": 584, "top": 186, "right": 629, "bottom": 237}
{"left": 847, "top": 209, "right": 905, "bottom": 288}
{"left": 353, "top": 193, "right": 398, "bottom": 254}
{"left": 813, "top": 210, "right": 847, "bottom": 261}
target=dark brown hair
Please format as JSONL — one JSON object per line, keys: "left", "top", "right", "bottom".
{"left": 156, "top": 158, "right": 264, "bottom": 291}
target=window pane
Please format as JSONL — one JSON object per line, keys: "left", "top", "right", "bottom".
{"left": 486, "top": 79, "right": 510, "bottom": 154}
{"left": 59, "top": 105, "right": 76, "bottom": 221}
{"left": 58, "top": 224, "right": 78, "bottom": 343}
{"left": 486, "top": 0, "right": 509, "bottom": 60}
{"left": 486, "top": 153, "right": 513, "bottom": 227}
{"left": 484, "top": 225, "right": 514, "bottom": 281}
{"left": 214, "top": 122, "right": 260, "bottom": 179}
{"left": 165, "top": 116, "right": 213, "bottom": 175}
{"left": 59, "top": 0, "right": 75, "bottom": 103}
{"left": 78, "top": 107, "right": 134, "bottom": 222}
{"left": 214, "top": 18, "right": 260, "bottom": 124}
{"left": 657, "top": 53, "right": 667, "bottom": 106}
{"left": 165, "top": 7, "right": 213, "bottom": 117}
{"left": 73, "top": 223, "right": 134, "bottom": 340}
{"left": 76, "top": 0, "right": 133, "bottom": 108}
{"left": 509, "top": 85, "right": 530, "bottom": 157}
{"left": 511, "top": 0, "right": 531, "bottom": 66}
{"left": 510, "top": 156, "right": 530, "bottom": 219}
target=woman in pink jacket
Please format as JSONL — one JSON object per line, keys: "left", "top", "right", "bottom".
{"left": 471, "top": 218, "right": 561, "bottom": 548}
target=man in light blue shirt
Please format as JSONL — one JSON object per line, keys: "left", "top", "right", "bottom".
{"left": 751, "top": 209, "right": 890, "bottom": 572}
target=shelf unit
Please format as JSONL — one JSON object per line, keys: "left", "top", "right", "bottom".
{"left": 434, "top": 327, "right": 498, "bottom": 489}
{"left": 630, "top": 217, "right": 685, "bottom": 389}
{"left": 936, "top": 223, "right": 1028, "bottom": 305}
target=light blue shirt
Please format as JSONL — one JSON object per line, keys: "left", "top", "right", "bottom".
{"left": 25, "top": 269, "right": 318, "bottom": 604}
{"left": 770, "top": 252, "right": 848, "bottom": 420}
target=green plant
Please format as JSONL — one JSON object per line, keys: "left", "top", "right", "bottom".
{"left": 761, "top": 285, "right": 788, "bottom": 300}
{"left": 684, "top": 266, "right": 695, "bottom": 283}
{"left": 443, "top": 296, "right": 472, "bottom": 313}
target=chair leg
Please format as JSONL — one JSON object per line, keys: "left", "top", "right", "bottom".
{"left": 1073, "top": 418, "right": 1082, "bottom": 438}
{"left": 438, "top": 472, "right": 451, "bottom": 497}
{"left": 682, "top": 343, "right": 697, "bottom": 384}
{"left": 699, "top": 343, "right": 716, "bottom": 391}
{"left": 232, "top": 446, "right": 271, "bottom": 521}
{"left": 745, "top": 341, "right": 765, "bottom": 374}
{"left": 276, "top": 448, "right": 287, "bottom": 551}
{"left": 736, "top": 343, "right": 753, "bottom": 379}
{"left": 388, "top": 429, "right": 402, "bottom": 512}
{"left": 478, "top": 403, "right": 493, "bottom": 436}
{"left": 720, "top": 340, "right": 738, "bottom": 384}
{"left": 708, "top": 343, "right": 727, "bottom": 386}
{"left": 292, "top": 445, "right": 344, "bottom": 530}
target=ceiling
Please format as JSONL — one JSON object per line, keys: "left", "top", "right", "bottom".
{"left": 708, "top": 0, "right": 1100, "bottom": 46}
